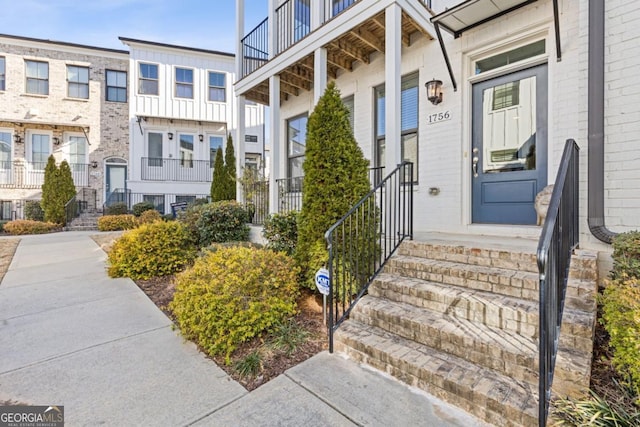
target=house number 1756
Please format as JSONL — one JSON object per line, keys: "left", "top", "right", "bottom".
{"left": 427, "top": 111, "right": 451, "bottom": 124}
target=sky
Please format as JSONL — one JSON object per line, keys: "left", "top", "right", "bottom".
{"left": 0, "top": 0, "right": 268, "bottom": 53}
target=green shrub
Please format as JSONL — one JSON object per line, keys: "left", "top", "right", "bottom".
{"left": 4, "top": 219, "right": 61, "bottom": 235}
{"left": 105, "top": 202, "right": 129, "bottom": 216}
{"left": 263, "top": 212, "right": 298, "bottom": 255}
{"left": 24, "top": 201, "right": 44, "bottom": 221}
{"left": 210, "top": 147, "right": 226, "bottom": 202}
{"left": 107, "top": 221, "right": 196, "bottom": 280}
{"left": 601, "top": 276, "right": 640, "bottom": 399}
{"left": 132, "top": 201, "right": 155, "bottom": 217}
{"left": 554, "top": 384, "right": 640, "bottom": 426}
{"left": 268, "top": 320, "right": 309, "bottom": 356}
{"left": 611, "top": 231, "right": 640, "bottom": 279}
{"left": 179, "top": 201, "right": 249, "bottom": 247}
{"left": 97, "top": 214, "right": 138, "bottom": 231}
{"left": 234, "top": 351, "right": 263, "bottom": 377}
{"left": 0, "top": 220, "right": 8, "bottom": 232}
{"left": 170, "top": 247, "right": 299, "bottom": 362}
{"left": 41, "top": 156, "right": 76, "bottom": 225}
{"left": 295, "top": 82, "right": 373, "bottom": 290}
{"left": 162, "top": 213, "right": 175, "bottom": 222}
{"left": 224, "top": 133, "right": 237, "bottom": 200}
{"left": 137, "top": 209, "right": 162, "bottom": 225}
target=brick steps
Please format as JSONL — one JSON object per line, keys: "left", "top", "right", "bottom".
{"left": 333, "top": 239, "right": 599, "bottom": 427}
{"left": 334, "top": 320, "right": 538, "bottom": 427}
{"left": 65, "top": 212, "right": 100, "bottom": 231}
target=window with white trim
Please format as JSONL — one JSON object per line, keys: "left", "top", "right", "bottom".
{"left": 209, "top": 135, "right": 223, "bottom": 167}
{"left": 68, "top": 136, "right": 87, "bottom": 171}
{"left": 148, "top": 132, "right": 163, "bottom": 167}
{"left": 67, "top": 65, "right": 89, "bottom": 99}
{"left": 287, "top": 114, "right": 307, "bottom": 179}
{"left": 31, "top": 134, "right": 50, "bottom": 169}
{"left": 0, "top": 57, "right": 5, "bottom": 91}
{"left": 139, "top": 63, "right": 158, "bottom": 95}
{"left": 175, "top": 67, "right": 193, "bottom": 99}
{"left": 106, "top": 70, "right": 127, "bottom": 102}
{"left": 343, "top": 95, "right": 354, "bottom": 131}
{"left": 0, "top": 131, "right": 11, "bottom": 168}
{"left": 25, "top": 60, "right": 49, "bottom": 95}
{"left": 179, "top": 134, "right": 194, "bottom": 168}
{"left": 208, "top": 72, "right": 226, "bottom": 102}
{"left": 143, "top": 194, "right": 164, "bottom": 213}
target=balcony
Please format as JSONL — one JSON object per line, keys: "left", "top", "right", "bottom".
{"left": 0, "top": 161, "right": 89, "bottom": 189}
{"left": 141, "top": 157, "right": 214, "bottom": 182}
{"left": 239, "top": 0, "right": 433, "bottom": 104}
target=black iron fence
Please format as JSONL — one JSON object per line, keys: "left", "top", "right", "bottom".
{"left": 241, "top": 17, "right": 269, "bottom": 78}
{"left": 276, "top": 0, "right": 311, "bottom": 55}
{"left": 325, "top": 161, "right": 414, "bottom": 352}
{"left": 276, "top": 176, "right": 304, "bottom": 213}
{"left": 0, "top": 161, "right": 89, "bottom": 188}
{"left": 104, "top": 189, "right": 210, "bottom": 215}
{"left": 141, "top": 157, "right": 213, "bottom": 182}
{"left": 244, "top": 180, "right": 269, "bottom": 225}
{"left": 536, "top": 139, "right": 580, "bottom": 427}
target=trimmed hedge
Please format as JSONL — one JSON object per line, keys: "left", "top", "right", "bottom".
{"left": 263, "top": 211, "right": 298, "bottom": 255}
{"left": 104, "top": 203, "right": 129, "bottom": 216}
{"left": 132, "top": 201, "right": 155, "bottom": 217}
{"left": 97, "top": 214, "right": 138, "bottom": 231}
{"left": 3, "top": 220, "right": 61, "bottom": 235}
{"left": 170, "top": 246, "right": 299, "bottom": 362}
{"left": 107, "top": 221, "right": 196, "bottom": 280}
{"left": 24, "top": 201, "right": 44, "bottom": 222}
{"left": 137, "top": 209, "right": 162, "bottom": 225}
{"left": 178, "top": 201, "right": 249, "bottom": 247}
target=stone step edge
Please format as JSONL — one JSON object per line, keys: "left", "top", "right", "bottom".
{"left": 334, "top": 320, "right": 538, "bottom": 427}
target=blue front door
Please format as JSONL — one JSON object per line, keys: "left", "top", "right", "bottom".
{"left": 472, "top": 64, "right": 548, "bottom": 225}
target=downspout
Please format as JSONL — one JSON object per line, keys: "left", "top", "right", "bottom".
{"left": 587, "top": 0, "right": 617, "bottom": 244}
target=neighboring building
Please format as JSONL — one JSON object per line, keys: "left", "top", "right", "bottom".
{"left": 235, "top": 0, "right": 639, "bottom": 254}
{"left": 119, "top": 38, "right": 265, "bottom": 214}
{"left": 0, "top": 34, "right": 129, "bottom": 219}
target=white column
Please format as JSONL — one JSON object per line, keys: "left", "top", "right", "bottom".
{"left": 385, "top": 3, "right": 402, "bottom": 172}
{"left": 314, "top": 48, "right": 328, "bottom": 105}
{"left": 268, "top": 0, "right": 277, "bottom": 59}
{"left": 311, "top": 0, "right": 324, "bottom": 30}
{"left": 268, "top": 75, "right": 281, "bottom": 214}
{"left": 235, "top": 0, "right": 246, "bottom": 201}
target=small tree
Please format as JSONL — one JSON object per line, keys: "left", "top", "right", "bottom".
{"left": 224, "top": 133, "right": 237, "bottom": 200}
{"left": 41, "top": 156, "right": 62, "bottom": 224}
{"left": 211, "top": 147, "right": 226, "bottom": 202}
{"left": 295, "top": 82, "right": 372, "bottom": 289}
{"left": 58, "top": 160, "right": 77, "bottom": 207}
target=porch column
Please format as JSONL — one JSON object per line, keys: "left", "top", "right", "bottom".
{"left": 314, "top": 48, "right": 328, "bottom": 105}
{"left": 385, "top": 3, "right": 402, "bottom": 172}
{"left": 311, "top": 0, "right": 324, "bottom": 31}
{"left": 268, "top": 75, "right": 281, "bottom": 214}
{"left": 268, "top": 0, "right": 277, "bottom": 59}
{"left": 235, "top": 0, "right": 246, "bottom": 201}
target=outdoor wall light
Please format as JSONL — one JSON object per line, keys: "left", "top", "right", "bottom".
{"left": 53, "top": 137, "right": 61, "bottom": 145}
{"left": 13, "top": 134, "right": 23, "bottom": 144}
{"left": 91, "top": 160, "right": 98, "bottom": 168}
{"left": 168, "top": 132, "right": 174, "bottom": 140}
{"left": 199, "top": 134, "right": 204, "bottom": 142}
{"left": 425, "top": 79, "right": 443, "bottom": 105}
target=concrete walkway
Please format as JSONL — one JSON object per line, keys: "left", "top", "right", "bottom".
{"left": 0, "top": 231, "right": 487, "bottom": 427}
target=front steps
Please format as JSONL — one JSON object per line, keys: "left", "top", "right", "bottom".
{"left": 65, "top": 210, "right": 101, "bottom": 231}
{"left": 333, "top": 236, "right": 598, "bottom": 427}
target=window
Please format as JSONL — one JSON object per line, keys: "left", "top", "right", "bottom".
{"left": 374, "top": 72, "right": 419, "bottom": 183}
{"left": 67, "top": 65, "right": 89, "bottom": 99}
{"left": 475, "top": 40, "right": 545, "bottom": 74}
{"left": 287, "top": 114, "right": 307, "bottom": 179}
{"left": 175, "top": 195, "right": 196, "bottom": 205}
{"left": 148, "top": 132, "right": 163, "bottom": 166}
{"left": 209, "top": 135, "right": 223, "bottom": 167}
{"left": 139, "top": 63, "right": 159, "bottom": 95}
{"left": 332, "top": 0, "right": 355, "bottom": 17}
{"left": 294, "top": 0, "right": 311, "bottom": 42}
{"left": 208, "top": 72, "right": 225, "bottom": 102}
{"left": 31, "top": 134, "right": 50, "bottom": 168}
{"left": 68, "top": 136, "right": 87, "bottom": 170}
{"left": 179, "top": 134, "right": 194, "bottom": 168}
{"left": 492, "top": 81, "right": 520, "bottom": 110}
{"left": 25, "top": 60, "right": 49, "bottom": 95}
{"left": 143, "top": 195, "right": 165, "bottom": 213}
{"left": 343, "top": 95, "right": 354, "bottom": 131}
{"left": 175, "top": 67, "right": 193, "bottom": 99}
{"left": 0, "top": 131, "right": 11, "bottom": 167}
{"left": 0, "top": 57, "right": 5, "bottom": 91}
{"left": 106, "top": 70, "right": 127, "bottom": 102}
{"left": 0, "top": 201, "right": 11, "bottom": 221}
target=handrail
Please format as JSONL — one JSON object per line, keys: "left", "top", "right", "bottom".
{"left": 325, "top": 161, "right": 413, "bottom": 352}
{"left": 536, "top": 139, "right": 580, "bottom": 427}
{"left": 64, "top": 194, "right": 79, "bottom": 226}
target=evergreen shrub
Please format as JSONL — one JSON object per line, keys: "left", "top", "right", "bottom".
{"left": 137, "top": 209, "right": 162, "bottom": 225}
{"left": 4, "top": 219, "right": 61, "bottom": 235}
{"left": 132, "top": 201, "right": 155, "bottom": 217}
{"left": 263, "top": 211, "right": 298, "bottom": 255}
{"left": 24, "top": 201, "right": 44, "bottom": 222}
{"left": 170, "top": 246, "right": 299, "bottom": 362}
{"left": 97, "top": 214, "right": 138, "bottom": 231}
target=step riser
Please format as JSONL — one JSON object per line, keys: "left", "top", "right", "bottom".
{"left": 334, "top": 330, "right": 537, "bottom": 427}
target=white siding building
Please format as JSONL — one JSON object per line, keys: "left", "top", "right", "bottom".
{"left": 119, "top": 38, "right": 265, "bottom": 214}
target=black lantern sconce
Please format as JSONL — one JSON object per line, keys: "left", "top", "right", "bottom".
{"left": 425, "top": 79, "right": 443, "bottom": 105}
{"left": 168, "top": 132, "right": 174, "bottom": 140}
{"left": 199, "top": 134, "right": 204, "bottom": 142}
{"left": 13, "top": 133, "right": 23, "bottom": 144}
{"left": 91, "top": 160, "right": 98, "bottom": 169}
{"left": 53, "top": 137, "right": 61, "bottom": 145}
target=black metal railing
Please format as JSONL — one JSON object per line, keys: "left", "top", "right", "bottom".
{"left": 64, "top": 194, "right": 80, "bottom": 226}
{"left": 103, "top": 189, "right": 210, "bottom": 215}
{"left": 141, "top": 157, "right": 214, "bottom": 182}
{"left": 326, "top": 161, "right": 414, "bottom": 352}
{"left": 241, "top": 17, "right": 269, "bottom": 78}
{"left": 276, "top": 176, "right": 304, "bottom": 213}
{"left": 276, "top": 0, "right": 311, "bottom": 55}
{"left": 0, "top": 161, "right": 89, "bottom": 188}
{"left": 244, "top": 180, "right": 269, "bottom": 225}
{"left": 536, "top": 139, "right": 580, "bottom": 427}
{"left": 326, "top": 0, "right": 358, "bottom": 20}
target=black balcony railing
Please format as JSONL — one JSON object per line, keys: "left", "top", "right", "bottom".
{"left": 141, "top": 157, "right": 215, "bottom": 182}
{"left": 241, "top": 17, "right": 269, "bottom": 78}
{"left": 326, "top": 161, "right": 413, "bottom": 352}
{"left": 537, "top": 139, "right": 580, "bottom": 427}
{"left": 244, "top": 180, "right": 269, "bottom": 225}
{"left": 0, "top": 161, "right": 89, "bottom": 188}
{"left": 276, "top": 0, "right": 311, "bottom": 55}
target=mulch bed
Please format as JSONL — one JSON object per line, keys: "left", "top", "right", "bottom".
{"left": 134, "top": 274, "right": 327, "bottom": 391}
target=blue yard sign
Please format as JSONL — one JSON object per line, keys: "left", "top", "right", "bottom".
{"left": 315, "top": 268, "right": 331, "bottom": 296}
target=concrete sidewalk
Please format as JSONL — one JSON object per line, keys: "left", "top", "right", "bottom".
{"left": 0, "top": 232, "right": 486, "bottom": 426}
